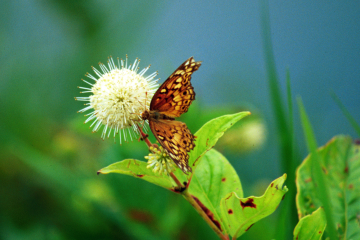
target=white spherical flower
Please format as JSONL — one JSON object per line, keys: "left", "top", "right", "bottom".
{"left": 75, "top": 55, "right": 159, "bottom": 143}
{"left": 146, "top": 146, "right": 176, "bottom": 175}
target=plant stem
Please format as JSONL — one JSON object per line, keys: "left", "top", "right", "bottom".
{"left": 137, "top": 124, "right": 153, "bottom": 148}
{"left": 169, "top": 172, "right": 185, "bottom": 189}
{"left": 182, "top": 190, "right": 229, "bottom": 240}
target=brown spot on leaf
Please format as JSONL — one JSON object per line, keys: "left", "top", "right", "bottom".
{"left": 240, "top": 198, "right": 256, "bottom": 209}
{"left": 245, "top": 224, "right": 254, "bottom": 231}
{"left": 354, "top": 139, "right": 360, "bottom": 145}
{"left": 282, "top": 195, "right": 286, "bottom": 200}
{"left": 222, "top": 178, "right": 226, "bottom": 182}
{"left": 137, "top": 174, "right": 144, "bottom": 178}
{"left": 271, "top": 183, "right": 274, "bottom": 187}
{"left": 128, "top": 209, "right": 153, "bottom": 224}
{"left": 349, "top": 184, "right": 354, "bottom": 190}
{"left": 318, "top": 231, "right": 322, "bottom": 234}
{"left": 96, "top": 170, "right": 101, "bottom": 175}
{"left": 305, "top": 177, "right": 312, "bottom": 183}
{"left": 344, "top": 166, "right": 349, "bottom": 173}
{"left": 228, "top": 209, "right": 233, "bottom": 214}
{"left": 322, "top": 166, "right": 328, "bottom": 174}
{"left": 225, "top": 194, "right": 232, "bottom": 200}
{"left": 192, "top": 196, "right": 222, "bottom": 231}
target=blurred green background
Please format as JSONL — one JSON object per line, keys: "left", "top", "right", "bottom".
{"left": 1, "top": 1, "right": 359, "bottom": 239}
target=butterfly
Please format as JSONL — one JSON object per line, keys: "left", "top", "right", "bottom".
{"left": 141, "top": 57, "right": 202, "bottom": 173}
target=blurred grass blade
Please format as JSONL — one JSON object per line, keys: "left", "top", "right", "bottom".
{"left": 260, "top": 1, "right": 297, "bottom": 238}
{"left": 275, "top": 69, "right": 298, "bottom": 239}
{"left": 260, "top": 0, "right": 288, "bottom": 134}
{"left": 297, "top": 97, "right": 337, "bottom": 239}
{"left": 286, "top": 69, "right": 297, "bottom": 181}
{"left": 330, "top": 91, "right": 360, "bottom": 136}
{"left": 293, "top": 207, "right": 326, "bottom": 240}
{"left": 286, "top": 69, "right": 293, "bottom": 143}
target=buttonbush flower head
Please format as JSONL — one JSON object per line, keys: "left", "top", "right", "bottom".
{"left": 146, "top": 146, "right": 176, "bottom": 175}
{"left": 75, "top": 55, "right": 159, "bottom": 143}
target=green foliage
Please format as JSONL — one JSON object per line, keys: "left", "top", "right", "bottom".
{"left": 187, "top": 149, "right": 244, "bottom": 235}
{"left": 188, "top": 112, "right": 252, "bottom": 174}
{"left": 293, "top": 207, "right": 326, "bottom": 240}
{"left": 98, "top": 159, "right": 175, "bottom": 190}
{"left": 296, "top": 135, "right": 360, "bottom": 239}
{"left": 99, "top": 112, "right": 288, "bottom": 239}
{"left": 221, "top": 174, "right": 287, "bottom": 239}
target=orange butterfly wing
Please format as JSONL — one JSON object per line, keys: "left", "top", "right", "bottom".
{"left": 149, "top": 119, "right": 196, "bottom": 173}
{"left": 147, "top": 57, "right": 201, "bottom": 173}
{"left": 150, "top": 57, "right": 201, "bottom": 117}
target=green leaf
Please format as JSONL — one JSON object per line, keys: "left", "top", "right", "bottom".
{"left": 293, "top": 207, "right": 326, "bottom": 240}
{"left": 187, "top": 149, "right": 243, "bottom": 234}
{"left": 98, "top": 159, "right": 175, "bottom": 190}
{"left": 220, "top": 174, "right": 288, "bottom": 238}
{"left": 188, "top": 111, "right": 251, "bottom": 175}
{"left": 296, "top": 135, "right": 360, "bottom": 239}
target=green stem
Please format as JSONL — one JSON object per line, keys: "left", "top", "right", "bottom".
{"left": 169, "top": 172, "right": 185, "bottom": 190}
{"left": 137, "top": 124, "right": 153, "bottom": 148}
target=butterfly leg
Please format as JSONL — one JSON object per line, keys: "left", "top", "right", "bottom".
{"left": 139, "top": 133, "right": 149, "bottom": 141}
{"left": 135, "top": 123, "right": 157, "bottom": 150}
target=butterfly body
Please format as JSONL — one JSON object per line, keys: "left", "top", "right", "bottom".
{"left": 141, "top": 57, "right": 201, "bottom": 173}
{"left": 141, "top": 110, "right": 174, "bottom": 121}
